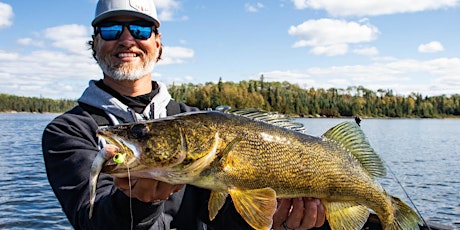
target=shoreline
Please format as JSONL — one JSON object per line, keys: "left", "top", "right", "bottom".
{"left": 0, "top": 111, "right": 62, "bottom": 115}
{"left": 1, "top": 111, "right": 459, "bottom": 119}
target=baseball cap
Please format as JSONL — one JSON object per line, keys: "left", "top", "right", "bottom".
{"left": 92, "top": 0, "right": 160, "bottom": 27}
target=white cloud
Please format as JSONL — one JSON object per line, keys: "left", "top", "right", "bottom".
{"left": 353, "top": 46, "right": 379, "bottom": 56}
{"left": 255, "top": 70, "right": 317, "bottom": 88}
{"left": 0, "top": 50, "right": 19, "bottom": 61}
{"left": 418, "top": 41, "right": 444, "bottom": 53}
{"left": 0, "top": 48, "right": 99, "bottom": 99}
{"left": 17, "top": 38, "right": 45, "bottom": 47}
{"left": 310, "top": 44, "right": 348, "bottom": 56}
{"left": 158, "top": 74, "right": 195, "bottom": 86}
{"left": 290, "top": 0, "right": 459, "bottom": 16}
{"left": 0, "top": 2, "right": 13, "bottom": 29}
{"left": 245, "top": 2, "right": 265, "bottom": 12}
{"left": 288, "top": 18, "right": 379, "bottom": 56}
{"left": 43, "top": 24, "right": 92, "bottom": 56}
{"left": 160, "top": 46, "right": 194, "bottom": 65}
{"left": 154, "top": 0, "right": 182, "bottom": 21}
{"left": 255, "top": 57, "right": 460, "bottom": 96}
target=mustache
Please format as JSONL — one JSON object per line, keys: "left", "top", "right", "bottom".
{"left": 111, "top": 47, "right": 145, "bottom": 56}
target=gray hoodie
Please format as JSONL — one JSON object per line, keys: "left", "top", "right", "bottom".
{"left": 78, "top": 80, "right": 172, "bottom": 124}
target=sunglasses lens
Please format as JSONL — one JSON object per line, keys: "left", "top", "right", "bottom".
{"left": 128, "top": 25, "right": 152, "bottom": 39}
{"left": 98, "top": 23, "right": 153, "bottom": 41}
{"left": 99, "top": 25, "right": 123, "bottom": 40}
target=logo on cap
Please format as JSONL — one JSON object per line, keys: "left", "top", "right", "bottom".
{"left": 129, "top": 0, "right": 151, "bottom": 13}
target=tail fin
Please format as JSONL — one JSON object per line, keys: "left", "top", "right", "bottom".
{"left": 383, "top": 196, "right": 423, "bottom": 230}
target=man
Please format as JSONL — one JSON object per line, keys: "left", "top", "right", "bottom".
{"left": 42, "top": 0, "right": 325, "bottom": 229}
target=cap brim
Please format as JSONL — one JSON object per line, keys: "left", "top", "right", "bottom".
{"left": 92, "top": 10, "right": 160, "bottom": 28}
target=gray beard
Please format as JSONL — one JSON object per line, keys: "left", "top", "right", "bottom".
{"left": 97, "top": 58, "right": 156, "bottom": 81}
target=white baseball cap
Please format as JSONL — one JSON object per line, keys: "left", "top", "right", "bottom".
{"left": 92, "top": 0, "right": 160, "bottom": 27}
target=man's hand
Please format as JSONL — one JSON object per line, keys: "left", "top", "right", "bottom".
{"left": 102, "top": 144, "right": 184, "bottom": 203}
{"left": 114, "top": 177, "right": 184, "bottom": 203}
{"left": 272, "top": 198, "right": 325, "bottom": 230}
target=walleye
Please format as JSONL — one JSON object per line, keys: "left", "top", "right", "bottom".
{"left": 90, "top": 110, "right": 422, "bottom": 230}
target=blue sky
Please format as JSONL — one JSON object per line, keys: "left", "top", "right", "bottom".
{"left": 1, "top": 0, "right": 459, "bottom": 99}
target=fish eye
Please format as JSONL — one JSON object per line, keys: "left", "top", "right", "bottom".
{"left": 130, "top": 124, "right": 149, "bottom": 139}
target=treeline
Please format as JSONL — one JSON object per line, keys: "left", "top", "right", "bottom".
{"left": 0, "top": 94, "right": 77, "bottom": 113}
{"left": 169, "top": 78, "right": 460, "bottom": 118}
{"left": 1, "top": 79, "right": 460, "bottom": 118}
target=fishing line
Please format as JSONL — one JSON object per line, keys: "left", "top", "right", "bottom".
{"left": 385, "top": 163, "right": 431, "bottom": 230}
{"left": 127, "top": 166, "right": 133, "bottom": 230}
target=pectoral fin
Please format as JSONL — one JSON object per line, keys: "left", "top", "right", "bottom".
{"left": 208, "top": 191, "right": 228, "bottom": 220}
{"left": 323, "top": 200, "right": 370, "bottom": 230}
{"left": 228, "top": 187, "right": 277, "bottom": 230}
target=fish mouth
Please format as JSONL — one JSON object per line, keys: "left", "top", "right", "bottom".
{"left": 96, "top": 131, "right": 142, "bottom": 174}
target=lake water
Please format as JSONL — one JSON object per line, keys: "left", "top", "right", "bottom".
{"left": 0, "top": 113, "right": 458, "bottom": 229}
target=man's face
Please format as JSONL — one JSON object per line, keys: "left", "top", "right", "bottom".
{"left": 93, "top": 15, "right": 161, "bottom": 81}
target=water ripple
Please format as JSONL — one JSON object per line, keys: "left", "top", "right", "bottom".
{"left": 0, "top": 114, "right": 72, "bottom": 229}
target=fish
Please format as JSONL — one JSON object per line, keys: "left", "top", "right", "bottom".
{"left": 89, "top": 110, "right": 423, "bottom": 230}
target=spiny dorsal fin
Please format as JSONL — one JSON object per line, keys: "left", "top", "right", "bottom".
{"left": 322, "top": 121, "right": 386, "bottom": 177}
{"left": 221, "top": 107, "right": 306, "bottom": 133}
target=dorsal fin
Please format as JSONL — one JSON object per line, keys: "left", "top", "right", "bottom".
{"left": 322, "top": 121, "right": 386, "bottom": 177}
{"left": 221, "top": 107, "right": 306, "bottom": 133}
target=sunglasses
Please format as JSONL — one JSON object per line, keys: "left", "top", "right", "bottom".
{"left": 95, "top": 21, "right": 157, "bottom": 41}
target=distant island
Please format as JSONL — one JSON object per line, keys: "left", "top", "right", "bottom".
{"left": 1, "top": 78, "right": 459, "bottom": 118}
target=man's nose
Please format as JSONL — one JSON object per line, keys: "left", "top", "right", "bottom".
{"left": 118, "top": 26, "right": 136, "bottom": 41}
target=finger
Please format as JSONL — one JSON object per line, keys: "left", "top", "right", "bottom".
{"left": 115, "top": 178, "right": 184, "bottom": 203}
{"left": 133, "top": 180, "right": 181, "bottom": 202}
{"left": 103, "top": 144, "right": 119, "bottom": 155}
{"left": 114, "top": 177, "right": 138, "bottom": 191}
{"left": 153, "top": 183, "right": 184, "bottom": 202}
{"left": 97, "top": 144, "right": 119, "bottom": 161}
{"left": 315, "top": 199, "right": 326, "bottom": 227}
{"left": 172, "top": 184, "right": 185, "bottom": 193}
{"left": 284, "top": 198, "right": 304, "bottom": 229}
{"left": 272, "top": 199, "right": 293, "bottom": 230}
{"left": 155, "top": 181, "right": 174, "bottom": 199}
{"left": 131, "top": 178, "right": 162, "bottom": 202}
{"left": 298, "top": 198, "right": 318, "bottom": 229}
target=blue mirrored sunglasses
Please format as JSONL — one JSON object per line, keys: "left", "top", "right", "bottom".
{"left": 96, "top": 21, "right": 157, "bottom": 41}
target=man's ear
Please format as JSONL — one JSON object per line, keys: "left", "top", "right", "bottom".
{"left": 156, "top": 32, "right": 162, "bottom": 48}
{"left": 91, "top": 35, "right": 99, "bottom": 61}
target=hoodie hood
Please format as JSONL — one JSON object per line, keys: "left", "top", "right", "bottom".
{"left": 78, "top": 80, "right": 172, "bottom": 124}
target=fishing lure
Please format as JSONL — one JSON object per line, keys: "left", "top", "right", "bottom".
{"left": 113, "top": 153, "right": 126, "bottom": 164}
